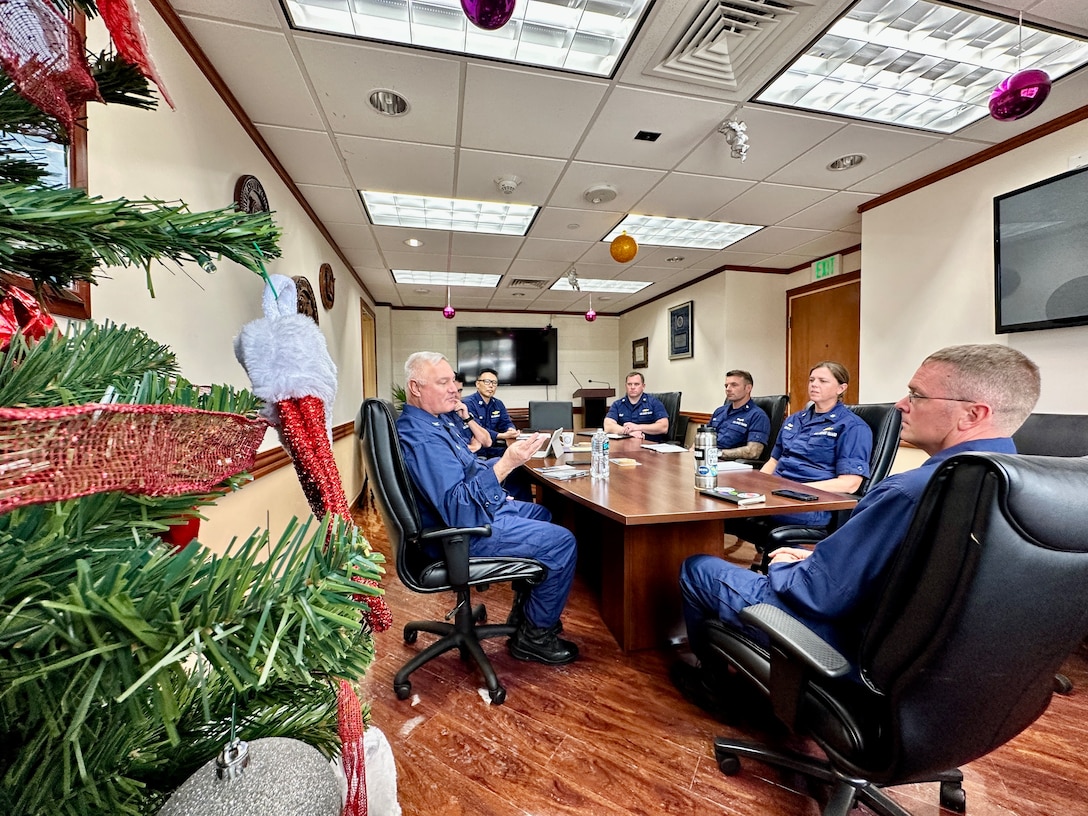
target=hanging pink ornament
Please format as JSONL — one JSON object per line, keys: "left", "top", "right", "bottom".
{"left": 989, "top": 69, "right": 1051, "bottom": 121}
{"left": 443, "top": 304, "right": 456, "bottom": 319}
{"left": 584, "top": 294, "right": 596, "bottom": 322}
{"left": 460, "top": 0, "right": 516, "bottom": 30}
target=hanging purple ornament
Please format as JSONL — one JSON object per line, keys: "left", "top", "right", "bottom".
{"left": 461, "top": 0, "right": 516, "bottom": 30}
{"left": 443, "top": 304, "right": 456, "bottom": 319}
{"left": 584, "top": 308, "right": 597, "bottom": 322}
{"left": 989, "top": 69, "right": 1052, "bottom": 121}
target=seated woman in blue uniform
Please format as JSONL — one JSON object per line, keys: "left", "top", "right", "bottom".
{"left": 760, "top": 361, "right": 873, "bottom": 528}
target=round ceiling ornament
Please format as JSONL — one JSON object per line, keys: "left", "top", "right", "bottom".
{"left": 610, "top": 231, "right": 638, "bottom": 264}
{"left": 233, "top": 174, "right": 270, "bottom": 214}
{"left": 319, "top": 263, "right": 335, "bottom": 310}
{"left": 989, "top": 69, "right": 1052, "bottom": 121}
{"left": 293, "top": 276, "right": 319, "bottom": 325}
{"left": 460, "top": 0, "right": 515, "bottom": 30}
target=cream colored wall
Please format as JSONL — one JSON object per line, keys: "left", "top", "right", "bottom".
{"left": 83, "top": 5, "right": 371, "bottom": 551}
{"left": 617, "top": 269, "right": 792, "bottom": 415}
{"left": 860, "top": 119, "right": 1088, "bottom": 411}
{"left": 383, "top": 310, "right": 619, "bottom": 419}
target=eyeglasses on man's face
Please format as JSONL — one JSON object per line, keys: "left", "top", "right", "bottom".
{"left": 477, "top": 378, "right": 498, "bottom": 386}
{"left": 905, "top": 390, "right": 976, "bottom": 405}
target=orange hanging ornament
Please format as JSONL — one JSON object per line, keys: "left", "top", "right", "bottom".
{"left": 610, "top": 231, "right": 638, "bottom": 263}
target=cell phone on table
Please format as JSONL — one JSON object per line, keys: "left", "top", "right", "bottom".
{"left": 771, "top": 488, "right": 820, "bottom": 502}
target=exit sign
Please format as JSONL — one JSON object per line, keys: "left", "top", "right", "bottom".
{"left": 812, "top": 254, "right": 841, "bottom": 281}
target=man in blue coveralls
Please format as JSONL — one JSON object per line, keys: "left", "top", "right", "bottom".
{"left": 603, "top": 371, "right": 670, "bottom": 441}
{"left": 705, "top": 370, "right": 771, "bottom": 461}
{"left": 674, "top": 344, "right": 1040, "bottom": 711}
{"left": 463, "top": 367, "right": 519, "bottom": 459}
{"left": 397, "top": 351, "right": 579, "bottom": 665}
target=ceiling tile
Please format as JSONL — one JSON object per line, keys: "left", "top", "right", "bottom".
{"left": 449, "top": 232, "right": 525, "bottom": 258}
{"left": 296, "top": 184, "right": 365, "bottom": 224}
{"left": 778, "top": 191, "right": 874, "bottom": 231}
{"left": 256, "top": 125, "right": 345, "bottom": 186}
{"left": 728, "top": 226, "right": 825, "bottom": 255}
{"left": 455, "top": 149, "right": 567, "bottom": 204}
{"left": 324, "top": 221, "right": 377, "bottom": 250}
{"left": 174, "top": 0, "right": 282, "bottom": 27}
{"left": 711, "top": 183, "right": 835, "bottom": 227}
{"left": 338, "top": 136, "right": 456, "bottom": 196}
{"left": 847, "top": 139, "right": 988, "bottom": 195}
{"left": 633, "top": 172, "right": 755, "bottom": 220}
{"left": 528, "top": 207, "right": 624, "bottom": 241}
{"left": 518, "top": 237, "right": 595, "bottom": 262}
{"left": 549, "top": 162, "right": 666, "bottom": 212}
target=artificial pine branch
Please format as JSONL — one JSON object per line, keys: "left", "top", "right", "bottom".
{"left": 0, "top": 184, "right": 282, "bottom": 292}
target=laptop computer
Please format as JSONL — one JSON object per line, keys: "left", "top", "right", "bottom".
{"left": 531, "top": 427, "right": 566, "bottom": 459}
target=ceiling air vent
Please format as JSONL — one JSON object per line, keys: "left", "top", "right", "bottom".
{"left": 651, "top": 0, "right": 814, "bottom": 93}
{"left": 508, "top": 278, "right": 549, "bottom": 289}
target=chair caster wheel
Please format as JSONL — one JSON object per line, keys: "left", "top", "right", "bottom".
{"left": 940, "top": 780, "right": 966, "bottom": 812}
{"left": 474, "top": 605, "right": 487, "bottom": 623}
{"left": 488, "top": 685, "right": 507, "bottom": 705}
{"left": 394, "top": 681, "right": 411, "bottom": 700}
{"left": 714, "top": 748, "right": 741, "bottom": 776}
{"left": 403, "top": 627, "right": 418, "bottom": 644}
{"left": 458, "top": 646, "right": 470, "bottom": 661}
{"left": 1054, "top": 673, "right": 1074, "bottom": 695}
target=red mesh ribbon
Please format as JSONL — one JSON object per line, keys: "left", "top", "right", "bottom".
{"left": 0, "top": 283, "right": 56, "bottom": 351}
{"left": 97, "top": 0, "right": 174, "bottom": 108}
{"left": 337, "top": 679, "right": 367, "bottom": 816}
{"left": 0, "top": 0, "right": 101, "bottom": 136}
{"left": 0, "top": 403, "right": 267, "bottom": 513}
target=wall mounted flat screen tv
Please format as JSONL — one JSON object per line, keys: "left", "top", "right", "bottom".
{"left": 995, "top": 164, "right": 1088, "bottom": 333}
{"left": 457, "top": 327, "right": 558, "bottom": 386}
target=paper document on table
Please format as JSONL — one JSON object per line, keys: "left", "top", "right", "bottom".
{"left": 640, "top": 443, "right": 688, "bottom": 453}
{"left": 717, "top": 461, "right": 753, "bottom": 471}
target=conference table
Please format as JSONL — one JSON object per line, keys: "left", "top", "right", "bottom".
{"left": 524, "top": 437, "right": 857, "bottom": 652}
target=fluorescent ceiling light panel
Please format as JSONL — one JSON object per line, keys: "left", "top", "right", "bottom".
{"left": 550, "top": 278, "right": 650, "bottom": 293}
{"left": 284, "top": 0, "right": 653, "bottom": 78}
{"left": 757, "top": 0, "right": 1088, "bottom": 133}
{"left": 392, "top": 270, "right": 501, "bottom": 286}
{"left": 361, "top": 191, "right": 538, "bottom": 235}
{"left": 604, "top": 215, "right": 762, "bottom": 250}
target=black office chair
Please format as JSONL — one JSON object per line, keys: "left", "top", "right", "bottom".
{"left": 726, "top": 403, "right": 902, "bottom": 566}
{"left": 743, "top": 394, "right": 789, "bottom": 466}
{"left": 527, "top": 400, "right": 574, "bottom": 431}
{"left": 357, "top": 398, "right": 546, "bottom": 704}
{"left": 702, "top": 452, "right": 1088, "bottom": 816}
{"left": 1010, "top": 412, "right": 1088, "bottom": 695}
{"left": 649, "top": 391, "right": 682, "bottom": 442}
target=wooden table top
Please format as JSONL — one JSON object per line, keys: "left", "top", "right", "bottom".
{"left": 524, "top": 437, "right": 856, "bottom": 526}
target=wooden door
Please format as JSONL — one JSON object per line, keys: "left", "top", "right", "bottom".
{"left": 360, "top": 300, "right": 377, "bottom": 399}
{"left": 787, "top": 272, "right": 861, "bottom": 410}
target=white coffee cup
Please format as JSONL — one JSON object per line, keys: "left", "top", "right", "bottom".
{"left": 560, "top": 432, "right": 574, "bottom": 448}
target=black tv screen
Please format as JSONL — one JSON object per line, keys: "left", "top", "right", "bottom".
{"left": 995, "top": 164, "right": 1088, "bottom": 333}
{"left": 457, "top": 327, "right": 558, "bottom": 386}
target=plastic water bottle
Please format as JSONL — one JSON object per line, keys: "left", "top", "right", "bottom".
{"left": 591, "top": 428, "right": 610, "bottom": 480}
{"left": 693, "top": 425, "right": 718, "bottom": 489}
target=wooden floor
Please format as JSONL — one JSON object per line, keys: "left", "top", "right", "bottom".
{"left": 354, "top": 503, "right": 1088, "bottom": 816}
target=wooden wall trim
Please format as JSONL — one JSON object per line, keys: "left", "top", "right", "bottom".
{"left": 146, "top": 0, "right": 375, "bottom": 304}
{"left": 249, "top": 420, "right": 355, "bottom": 480}
{"left": 859, "top": 104, "right": 1088, "bottom": 214}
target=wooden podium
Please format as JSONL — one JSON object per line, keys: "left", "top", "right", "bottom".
{"left": 574, "top": 388, "right": 615, "bottom": 429}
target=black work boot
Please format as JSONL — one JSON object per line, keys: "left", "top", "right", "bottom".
{"left": 508, "top": 621, "right": 579, "bottom": 665}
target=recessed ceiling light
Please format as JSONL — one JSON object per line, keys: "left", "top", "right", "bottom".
{"left": 827, "top": 154, "right": 866, "bottom": 171}
{"left": 368, "top": 89, "right": 409, "bottom": 117}
{"left": 567, "top": 223, "right": 580, "bottom": 230}
{"left": 605, "top": 215, "right": 762, "bottom": 251}
{"left": 284, "top": 0, "right": 653, "bottom": 78}
{"left": 413, "top": 287, "right": 430, "bottom": 294}
{"left": 666, "top": 256, "right": 685, "bottom": 263}
{"left": 403, "top": 237, "right": 424, "bottom": 247}
{"left": 756, "top": 0, "right": 1088, "bottom": 134}
{"left": 550, "top": 277, "right": 650, "bottom": 294}
{"left": 393, "top": 270, "right": 501, "bottom": 287}
{"left": 362, "top": 191, "right": 538, "bottom": 236}
{"left": 598, "top": 296, "right": 612, "bottom": 301}
{"left": 511, "top": 292, "right": 526, "bottom": 297}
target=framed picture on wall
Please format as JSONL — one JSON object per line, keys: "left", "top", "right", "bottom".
{"left": 669, "top": 301, "right": 693, "bottom": 360}
{"left": 632, "top": 337, "right": 648, "bottom": 368}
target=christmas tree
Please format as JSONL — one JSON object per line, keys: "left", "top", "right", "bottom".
{"left": 0, "top": 3, "right": 383, "bottom": 814}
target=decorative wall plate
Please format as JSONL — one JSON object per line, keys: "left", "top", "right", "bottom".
{"left": 234, "top": 174, "right": 270, "bottom": 214}
{"left": 319, "top": 263, "right": 335, "bottom": 309}
{"left": 293, "top": 276, "right": 319, "bottom": 325}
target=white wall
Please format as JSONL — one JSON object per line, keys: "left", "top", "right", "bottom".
{"left": 860, "top": 119, "right": 1088, "bottom": 411}
{"left": 617, "top": 269, "right": 793, "bottom": 415}
{"left": 84, "top": 5, "right": 372, "bottom": 549}
{"left": 382, "top": 309, "right": 619, "bottom": 410}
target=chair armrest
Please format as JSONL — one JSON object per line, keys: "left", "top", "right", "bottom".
{"left": 765, "top": 525, "right": 829, "bottom": 549}
{"left": 739, "top": 603, "right": 851, "bottom": 729}
{"left": 421, "top": 525, "right": 492, "bottom": 586}
{"left": 739, "top": 604, "right": 850, "bottom": 679}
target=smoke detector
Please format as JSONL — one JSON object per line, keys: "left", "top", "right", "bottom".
{"left": 583, "top": 183, "right": 618, "bottom": 205}
{"left": 495, "top": 175, "right": 521, "bottom": 195}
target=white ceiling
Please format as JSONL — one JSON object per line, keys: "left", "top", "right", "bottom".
{"left": 163, "top": 0, "right": 1088, "bottom": 315}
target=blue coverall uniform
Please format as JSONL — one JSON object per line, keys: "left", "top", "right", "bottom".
{"left": 462, "top": 392, "right": 515, "bottom": 458}
{"left": 681, "top": 437, "right": 1017, "bottom": 665}
{"left": 605, "top": 393, "right": 670, "bottom": 442}
{"left": 706, "top": 399, "right": 770, "bottom": 452}
{"left": 396, "top": 404, "right": 576, "bottom": 629}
